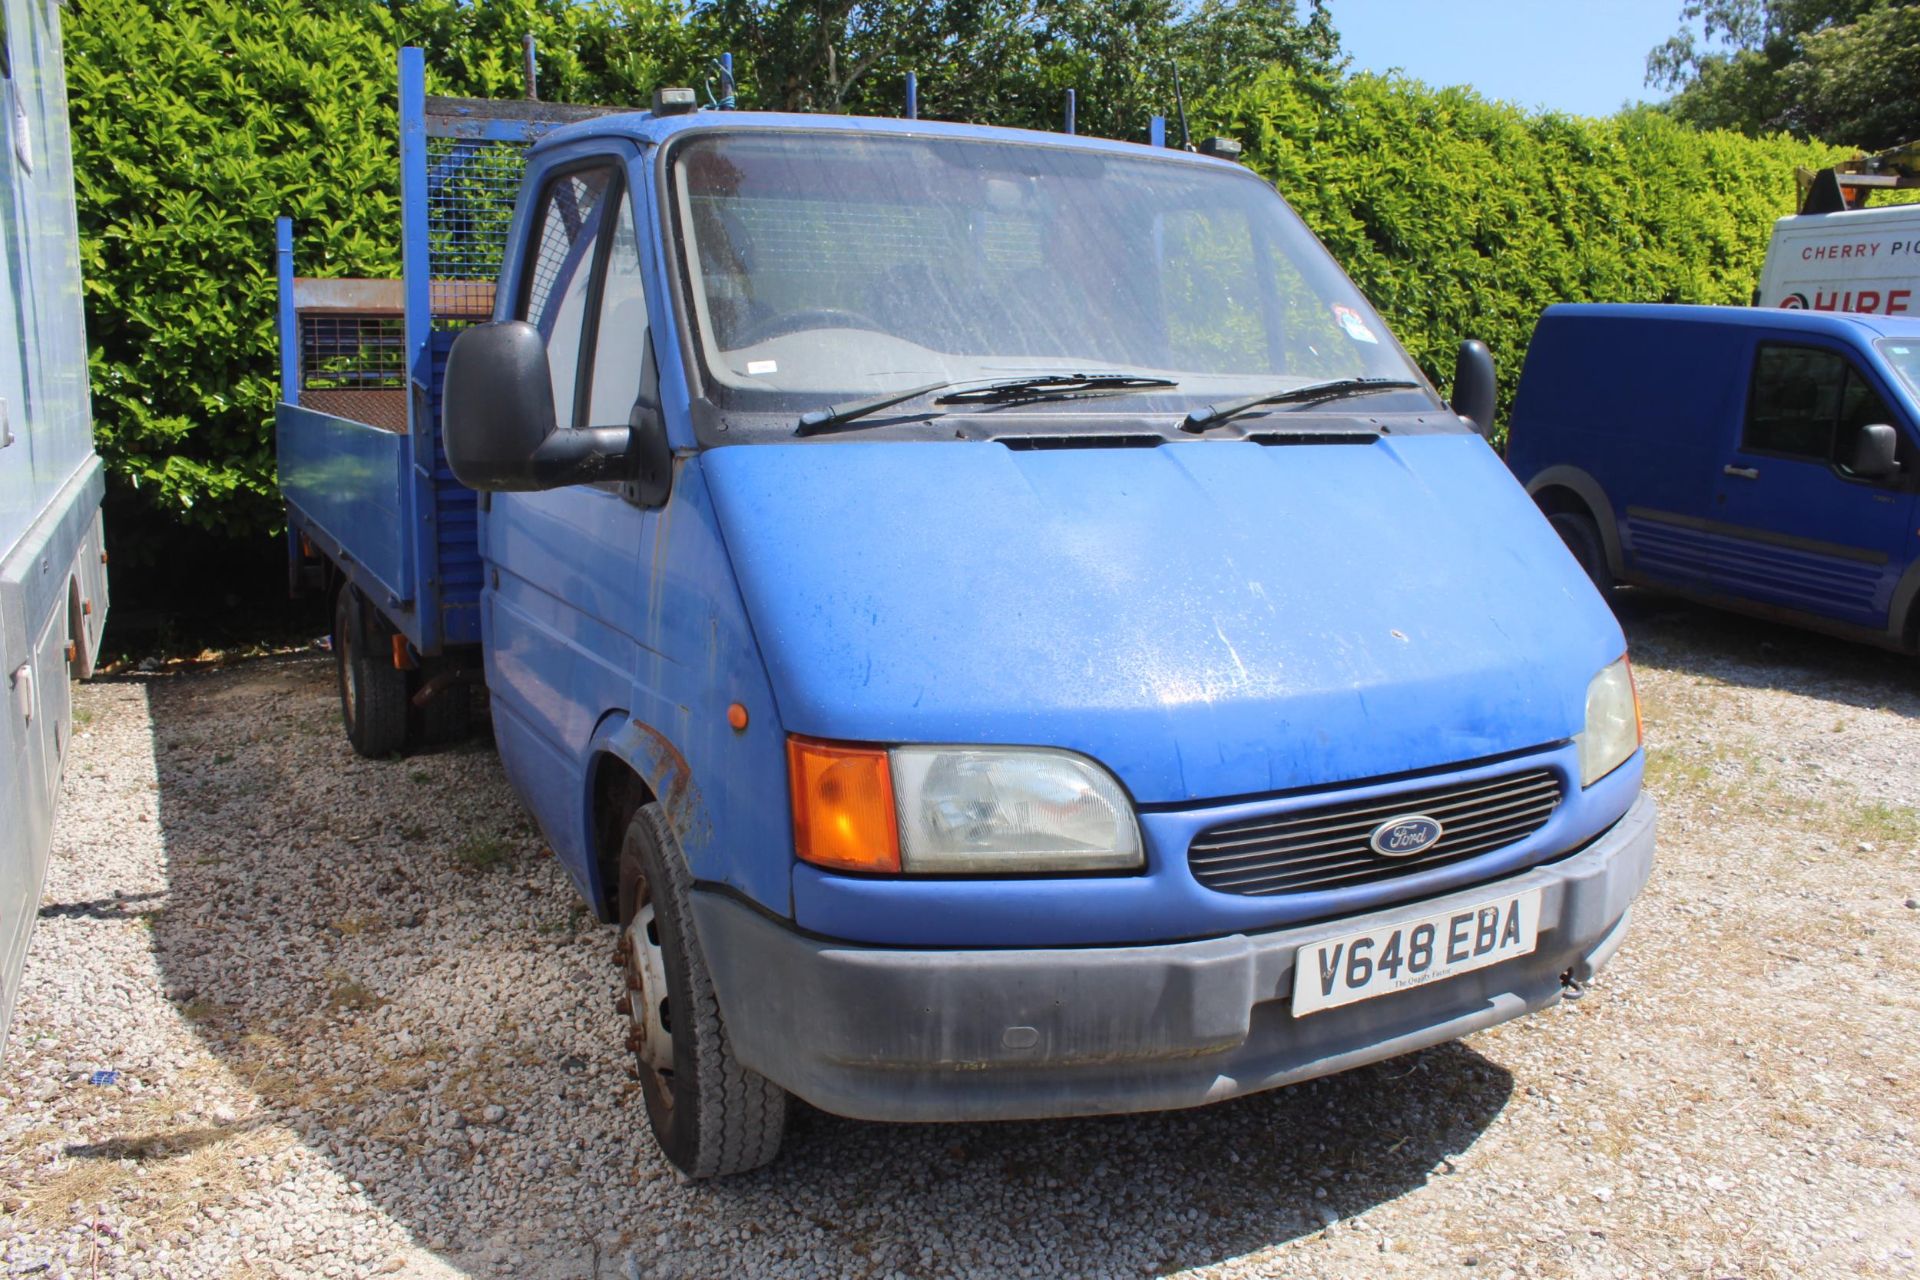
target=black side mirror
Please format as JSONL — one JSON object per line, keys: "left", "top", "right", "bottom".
{"left": 444, "top": 321, "right": 630, "bottom": 492}
{"left": 1450, "top": 339, "right": 1496, "bottom": 436}
{"left": 1851, "top": 422, "right": 1900, "bottom": 479}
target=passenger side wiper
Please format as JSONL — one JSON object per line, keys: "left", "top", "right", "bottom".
{"left": 795, "top": 373, "right": 1178, "bottom": 435}
{"left": 796, "top": 381, "right": 949, "bottom": 436}
{"left": 935, "top": 373, "right": 1178, "bottom": 406}
{"left": 1179, "top": 378, "right": 1423, "bottom": 433}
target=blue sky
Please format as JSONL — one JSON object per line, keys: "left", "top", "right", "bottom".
{"left": 1325, "top": 0, "right": 1687, "bottom": 118}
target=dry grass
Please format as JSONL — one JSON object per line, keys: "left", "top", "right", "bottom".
{"left": 17, "top": 1092, "right": 294, "bottom": 1238}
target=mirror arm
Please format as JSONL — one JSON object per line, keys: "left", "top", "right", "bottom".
{"left": 528, "top": 426, "right": 632, "bottom": 486}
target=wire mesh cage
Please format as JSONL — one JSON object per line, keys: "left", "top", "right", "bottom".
{"left": 298, "top": 312, "right": 408, "bottom": 431}
{"left": 426, "top": 137, "right": 524, "bottom": 328}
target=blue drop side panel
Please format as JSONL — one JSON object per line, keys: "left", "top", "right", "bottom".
{"left": 428, "top": 331, "right": 482, "bottom": 645}
{"left": 276, "top": 404, "right": 411, "bottom": 626}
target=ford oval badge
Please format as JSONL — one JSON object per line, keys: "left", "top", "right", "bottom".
{"left": 1368, "top": 815, "right": 1443, "bottom": 858}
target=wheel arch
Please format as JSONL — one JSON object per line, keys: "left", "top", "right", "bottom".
{"left": 583, "top": 709, "right": 711, "bottom": 924}
{"left": 1525, "top": 465, "right": 1624, "bottom": 578}
{"left": 586, "top": 738, "right": 658, "bottom": 923}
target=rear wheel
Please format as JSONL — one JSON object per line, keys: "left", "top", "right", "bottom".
{"left": 333, "top": 587, "right": 408, "bottom": 758}
{"left": 1548, "top": 510, "right": 1612, "bottom": 598}
{"left": 617, "top": 803, "right": 786, "bottom": 1178}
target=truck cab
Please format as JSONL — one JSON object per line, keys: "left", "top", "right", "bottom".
{"left": 1508, "top": 303, "right": 1920, "bottom": 647}
{"left": 280, "top": 52, "right": 1654, "bottom": 1179}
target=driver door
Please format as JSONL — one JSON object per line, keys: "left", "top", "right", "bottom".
{"left": 1711, "top": 340, "right": 1917, "bottom": 628}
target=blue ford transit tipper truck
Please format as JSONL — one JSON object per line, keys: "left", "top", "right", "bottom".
{"left": 278, "top": 51, "right": 1655, "bottom": 1177}
{"left": 1, "top": 0, "right": 109, "bottom": 1051}
{"left": 1509, "top": 303, "right": 1920, "bottom": 647}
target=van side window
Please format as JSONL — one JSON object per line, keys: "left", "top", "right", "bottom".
{"left": 586, "top": 191, "right": 649, "bottom": 427}
{"left": 521, "top": 167, "right": 616, "bottom": 429}
{"left": 1745, "top": 344, "right": 1894, "bottom": 469}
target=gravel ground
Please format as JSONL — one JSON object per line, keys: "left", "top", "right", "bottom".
{"left": 2, "top": 591, "right": 1917, "bottom": 1280}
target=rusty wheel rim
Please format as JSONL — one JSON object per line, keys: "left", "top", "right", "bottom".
{"left": 622, "top": 873, "right": 675, "bottom": 1118}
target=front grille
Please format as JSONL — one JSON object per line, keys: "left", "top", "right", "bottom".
{"left": 1188, "top": 768, "right": 1562, "bottom": 897}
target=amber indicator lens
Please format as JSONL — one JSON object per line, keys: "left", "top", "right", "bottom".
{"left": 787, "top": 736, "right": 901, "bottom": 873}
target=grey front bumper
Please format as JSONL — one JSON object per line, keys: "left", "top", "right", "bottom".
{"left": 692, "top": 792, "right": 1656, "bottom": 1123}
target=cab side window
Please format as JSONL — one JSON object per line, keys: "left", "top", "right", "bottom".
{"left": 521, "top": 167, "right": 616, "bottom": 429}
{"left": 1745, "top": 343, "right": 1896, "bottom": 472}
{"left": 586, "top": 193, "right": 650, "bottom": 428}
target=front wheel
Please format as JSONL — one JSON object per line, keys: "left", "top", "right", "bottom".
{"left": 1548, "top": 510, "right": 1612, "bottom": 598}
{"left": 617, "top": 803, "right": 787, "bottom": 1178}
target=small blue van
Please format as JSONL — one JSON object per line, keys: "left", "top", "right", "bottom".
{"left": 279, "top": 53, "right": 1656, "bottom": 1178}
{"left": 1509, "top": 303, "right": 1920, "bottom": 646}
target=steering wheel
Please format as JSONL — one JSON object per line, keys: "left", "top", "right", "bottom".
{"left": 731, "top": 307, "right": 888, "bottom": 348}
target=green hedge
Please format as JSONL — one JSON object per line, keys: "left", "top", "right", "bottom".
{"left": 68, "top": 0, "right": 697, "bottom": 544}
{"left": 67, "top": 6, "right": 1856, "bottom": 542}
{"left": 1211, "top": 70, "right": 1851, "bottom": 434}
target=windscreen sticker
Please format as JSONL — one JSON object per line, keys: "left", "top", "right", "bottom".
{"left": 746, "top": 360, "right": 778, "bottom": 375}
{"left": 1334, "top": 304, "right": 1378, "bottom": 344}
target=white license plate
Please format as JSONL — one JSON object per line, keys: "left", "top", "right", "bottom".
{"left": 1291, "top": 888, "right": 1542, "bottom": 1016}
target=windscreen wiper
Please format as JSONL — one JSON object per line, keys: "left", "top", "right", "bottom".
{"left": 1179, "top": 377, "right": 1423, "bottom": 433}
{"left": 795, "top": 373, "right": 1178, "bottom": 435}
{"left": 796, "top": 381, "right": 949, "bottom": 436}
{"left": 936, "top": 373, "right": 1178, "bottom": 406}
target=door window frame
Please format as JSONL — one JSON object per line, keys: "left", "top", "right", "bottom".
{"left": 517, "top": 159, "right": 628, "bottom": 433}
{"left": 1738, "top": 338, "right": 1916, "bottom": 490}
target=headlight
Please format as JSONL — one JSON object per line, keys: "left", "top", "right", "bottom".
{"left": 1576, "top": 656, "right": 1641, "bottom": 787}
{"left": 786, "top": 736, "right": 1142, "bottom": 874}
{"left": 891, "top": 746, "right": 1143, "bottom": 873}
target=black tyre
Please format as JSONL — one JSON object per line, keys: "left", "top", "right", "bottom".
{"left": 1548, "top": 510, "right": 1612, "bottom": 597}
{"left": 617, "top": 803, "right": 786, "bottom": 1178}
{"left": 333, "top": 587, "right": 408, "bottom": 758}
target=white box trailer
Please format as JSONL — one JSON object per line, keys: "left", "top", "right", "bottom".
{"left": 1756, "top": 203, "right": 1920, "bottom": 315}
{"left": 0, "top": 0, "right": 108, "bottom": 1051}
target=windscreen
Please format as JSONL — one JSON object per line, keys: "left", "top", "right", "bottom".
{"left": 1877, "top": 338, "right": 1920, "bottom": 402}
{"left": 668, "top": 131, "right": 1432, "bottom": 419}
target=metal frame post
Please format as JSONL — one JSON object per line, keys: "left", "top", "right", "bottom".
{"left": 1150, "top": 115, "right": 1166, "bottom": 148}
{"left": 395, "top": 45, "right": 431, "bottom": 639}
{"left": 906, "top": 71, "right": 918, "bottom": 120}
{"left": 1065, "top": 89, "right": 1076, "bottom": 135}
{"left": 275, "top": 217, "right": 297, "bottom": 404}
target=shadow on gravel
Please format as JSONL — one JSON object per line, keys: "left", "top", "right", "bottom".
{"left": 140, "top": 653, "right": 1514, "bottom": 1279}
{"left": 1615, "top": 588, "right": 1920, "bottom": 713}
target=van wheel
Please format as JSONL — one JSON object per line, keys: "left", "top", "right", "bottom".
{"left": 617, "top": 803, "right": 786, "bottom": 1178}
{"left": 333, "top": 588, "right": 407, "bottom": 758}
{"left": 1548, "top": 511, "right": 1612, "bottom": 597}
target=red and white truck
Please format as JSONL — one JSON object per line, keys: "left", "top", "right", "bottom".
{"left": 1757, "top": 152, "right": 1920, "bottom": 315}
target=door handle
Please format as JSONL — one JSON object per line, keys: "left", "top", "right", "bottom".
{"left": 1723, "top": 465, "right": 1760, "bottom": 480}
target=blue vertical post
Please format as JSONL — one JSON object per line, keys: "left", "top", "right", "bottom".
{"left": 275, "top": 217, "right": 297, "bottom": 405}
{"left": 1150, "top": 115, "right": 1166, "bottom": 148}
{"left": 721, "top": 51, "right": 733, "bottom": 77}
{"left": 906, "top": 71, "right": 918, "bottom": 120}
{"left": 395, "top": 45, "right": 429, "bottom": 634}
{"left": 1065, "top": 89, "right": 1076, "bottom": 135}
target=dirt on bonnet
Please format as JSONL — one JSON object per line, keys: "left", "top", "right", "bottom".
{"left": 0, "top": 591, "right": 1916, "bottom": 1280}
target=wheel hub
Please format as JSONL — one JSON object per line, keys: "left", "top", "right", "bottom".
{"left": 339, "top": 626, "right": 357, "bottom": 721}
{"left": 623, "top": 900, "right": 674, "bottom": 1076}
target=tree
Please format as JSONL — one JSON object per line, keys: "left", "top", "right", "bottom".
{"left": 692, "top": 0, "right": 1341, "bottom": 139}
{"left": 1647, "top": 0, "right": 1920, "bottom": 148}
